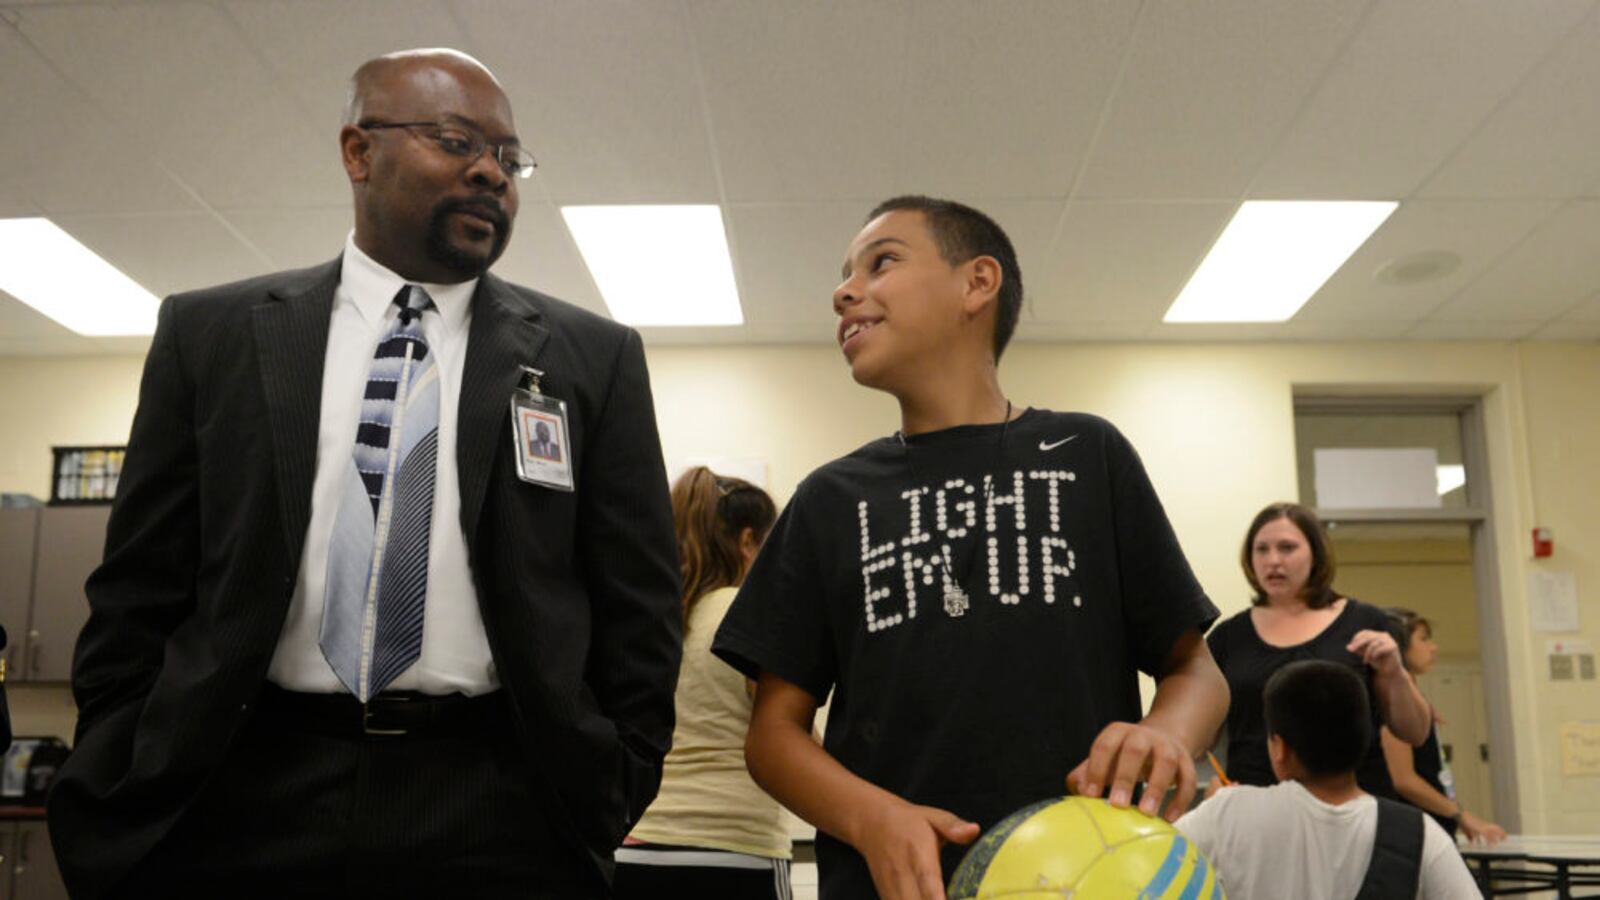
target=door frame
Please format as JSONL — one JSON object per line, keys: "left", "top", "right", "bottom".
{"left": 1294, "top": 392, "right": 1520, "bottom": 832}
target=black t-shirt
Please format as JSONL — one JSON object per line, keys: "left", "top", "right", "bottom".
{"left": 713, "top": 409, "right": 1218, "bottom": 899}
{"left": 1207, "top": 598, "right": 1399, "bottom": 799}
{"left": 1414, "top": 724, "right": 1459, "bottom": 837}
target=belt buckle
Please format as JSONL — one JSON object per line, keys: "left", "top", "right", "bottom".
{"left": 362, "top": 697, "right": 410, "bottom": 737}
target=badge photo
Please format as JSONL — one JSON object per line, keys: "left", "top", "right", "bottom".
{"left": 511, "top": 389, "right": 575, "bottom": 491}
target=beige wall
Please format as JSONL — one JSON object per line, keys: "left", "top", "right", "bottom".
{"left": 1335, "top": 539, "right": 1481, "bottom": 662}
{"left": 1, "top": 339, "right": 1596, "bottom": 832}
{"left": 1512, "top": 343, "right": 1600, "bottom": 833}
{"left": 0, "top": 356, "right": 144, "bottom": 501}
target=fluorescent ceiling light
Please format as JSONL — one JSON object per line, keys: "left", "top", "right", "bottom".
{"left": 561, "top": 205, "right": 743, "bottom": 326}
{"left": 1436, "top": 464, "right": 1465, "bottom": 496}
{"left": 1164, "top": 201, "right": 1397, "bottom": 323}
{"left": 0, "top": 218, "right": 160, "bottom": 336}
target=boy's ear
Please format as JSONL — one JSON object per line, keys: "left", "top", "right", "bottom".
{"left": 1267, "top": 733, "right": 1291, "bottom": 777}
{"left": 960, "top": 255, "right": 1002, "bottom": 318}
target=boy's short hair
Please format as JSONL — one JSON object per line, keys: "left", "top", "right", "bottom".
{"left": 1263, "top": 660, "right": 1371, "bottom": 777}
{"left": 866, "top": 195, "right": 1023, "bottom": 361}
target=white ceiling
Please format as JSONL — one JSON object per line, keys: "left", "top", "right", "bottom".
{"left": 2, "top": 0, "right": 1599, "bottom": 356}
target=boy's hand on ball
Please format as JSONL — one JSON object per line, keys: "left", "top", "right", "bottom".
{"left": 1065, "top": 722, "right": 1196, "bottom": 823}
{"left": 856, "top": 799, "right": 978, "bottom": 900}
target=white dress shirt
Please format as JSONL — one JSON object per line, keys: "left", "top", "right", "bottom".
{"left": 268, "top": 235, "right": 498, "bottom": 695}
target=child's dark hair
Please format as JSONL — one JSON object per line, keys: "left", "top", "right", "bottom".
{"left": 671, "top": 466, "right": 777, "bottom": 618}
{"left": 1242, "top": 502, "right": 1339, "bottom": 609}
{"left": 1385, "top": 606, "right": 1431, "bottom": 653}
{"left": 866, "top": 195, "right": 1023, "bottom": 361}
{"left": 1263, "top": 660, "right": 1371, "bottom": 777}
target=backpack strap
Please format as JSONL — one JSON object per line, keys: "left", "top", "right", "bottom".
{"left": 1355, "top": 797, "right": 1425, "bottom": 899}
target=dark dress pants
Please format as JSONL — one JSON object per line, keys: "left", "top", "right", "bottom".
{"left": 113, "top": 691, "right": 602, "bottom": 900}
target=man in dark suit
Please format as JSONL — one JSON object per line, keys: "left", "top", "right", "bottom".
{"left": 48, "top": 48, "right": 682, "bottom": 899}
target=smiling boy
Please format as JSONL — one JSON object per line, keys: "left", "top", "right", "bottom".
{"left": 713, "top": 196, "right": 1229, "bottom": 899}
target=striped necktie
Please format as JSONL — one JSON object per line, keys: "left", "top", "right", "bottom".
{"left": 320, "top": 284, "right": 440, "bottom": 701}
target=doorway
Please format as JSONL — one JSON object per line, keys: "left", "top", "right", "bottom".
{"left": 1294, "top": 395, "right": 1519, "bottom": 830}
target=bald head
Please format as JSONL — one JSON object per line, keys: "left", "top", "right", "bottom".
{"left": 343, "top": 48, "right": 503, "bottom": 126}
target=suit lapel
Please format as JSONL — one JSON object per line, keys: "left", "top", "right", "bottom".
{"left": 458, "top": 273, "right": 548, "bottom": 545}
{"left": 252, "top": 260, "right": 338, "bottom": 575}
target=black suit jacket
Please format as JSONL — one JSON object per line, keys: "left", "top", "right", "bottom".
{"left": 47, "top": 260, "right": 683, "bottom": 899}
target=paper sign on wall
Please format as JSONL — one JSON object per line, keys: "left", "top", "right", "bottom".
{"left": 1530, "top": 571, "right": 1580, "bottom": 633}
{"left": 1560, "top": 722, "right": 1600, "bottom": 777}
{"left": 1313, "top": 448, "right": 1441, "bottom": 509}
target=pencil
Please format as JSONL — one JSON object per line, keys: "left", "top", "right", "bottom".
{"left": 1206, "top": 751, "right": 1232, "bottom": 787}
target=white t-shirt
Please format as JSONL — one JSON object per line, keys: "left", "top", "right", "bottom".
{"left": 1175, "top": 781, "right": 1478, "bottom": 900}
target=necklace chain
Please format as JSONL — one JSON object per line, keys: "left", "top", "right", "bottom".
{"left": 896, "top": 401, "right": 1012, "bottom": 617}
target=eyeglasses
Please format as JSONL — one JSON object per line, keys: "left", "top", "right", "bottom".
{"left": 359, "top": 120, "right": 537, "bottom": 179}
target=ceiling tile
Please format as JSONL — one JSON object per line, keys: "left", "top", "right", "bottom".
{"left": 639, "top": 323, "right": 805, "bottom": 346}
{"left": 1559, "top": 293, "right": 1600, "bottom": 321}
{"left": 891, "top": 0, "right": 1139, "bottom": 198}
{"left": 88, "top": 336, "right": 155, "bottom": 356}
{"left": 1528, "top": 319, "right": 1600, "bottom": 341}
{"left": 455, "top": 0, "right": 720, "bottom": 204}
{"left": 0, "top": 26, "right": 199, "bottom": 215}
{"left": 1426, "top": 200, "right": 1600, "bottom": 321}
{"left": 15, "top": 3, "right": 342, "bottom": 209}
{"left": 484, "top": 202, "right": 608, "bottom": 316}
{"left": 0, "top": 190, "right": 37, "bottom": 218}
{"left": 222, "top": 0, "right": 468, "bottom": 133}
{"left": 50, "top": 213, "right": 268, "bottom": 299}
{"left": 1297, "top": 200, "right": 1560, "bottom": 322}
{"left": 0, "top": 289, "right": 83, "bottom": 340}
{"left": 1403, "top": 320, "right": 1545, "bottom": 340}
{"left": 1144, "top": 322, "right": 1289, "bottom": 341}
{"left": 1278, "top": 320, "right": 1413, "bottom": 340}
{"left": 1032, "top": 201, "right": 1235, "bottom": 323}
{"left": 1074, "top": 0, "right": 1371, "bottom": 200}
{"left": 3, "top": 1, "right": 1600, "bottom": 357}
{"left": 725, "top": 202, "right": 866, "bottom": 332}
{"left": 0, "top": 335, "right": 101, "bottom": 357}
{"left": 221, "top": 207, "right": 353, "bottom": 271}
{"left": 1251, "top": 0, "right": 1591, "bottom": 198}
{"left": 1419, "top": 8, "right": 1600, "bottom": 199}
{"left": 1018, "top": 321, "right": 1154, "bottom": 342}
{"left": 688, "top": 0, "right": 911, "bottom": 202}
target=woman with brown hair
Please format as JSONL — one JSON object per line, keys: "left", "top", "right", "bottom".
{"left": 614, "top": 467, "right": 791, "bottom": 899}
{"left": 1381, "top": 607, "right": 1507, "bottom": 844}
{"left": 1206, "top": 502, "right": 1431, "bottom": 798}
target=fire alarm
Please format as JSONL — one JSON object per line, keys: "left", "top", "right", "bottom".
{"left": 1533, "top": 527, "right": 1554, "bottom": 558}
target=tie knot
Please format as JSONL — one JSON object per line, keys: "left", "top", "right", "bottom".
{"left": 394, "top": 284, "right": 435, "bottom": 324}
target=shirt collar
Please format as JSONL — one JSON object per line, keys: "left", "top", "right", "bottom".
{"left": 340, "top": 232, "right": 476, "bottom": 337}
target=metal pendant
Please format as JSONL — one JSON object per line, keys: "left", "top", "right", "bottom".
{"left": 943, "top": 585, "right": 970, "bottom": 618}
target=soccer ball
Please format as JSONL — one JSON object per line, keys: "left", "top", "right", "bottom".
{"left": 948, "top": 796, "right": 1224, "bottom": 899}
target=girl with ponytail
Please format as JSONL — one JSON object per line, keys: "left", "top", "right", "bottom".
{"left": 615, "top": 467, "right": 791, "bottom": 899}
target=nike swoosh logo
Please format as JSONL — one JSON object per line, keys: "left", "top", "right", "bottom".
{"left": 1039, "top": 435, "right": 1078, "bottom": 451}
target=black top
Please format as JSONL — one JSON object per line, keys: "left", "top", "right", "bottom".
{"left": 1207, "top": 598, "right": 1400, "bottom": 799}
{"left": 713, "top": 410, "right": 1218, "bottom": 899}
{"left": 1414, "top": 724, "right": 1459, "bottom": 837}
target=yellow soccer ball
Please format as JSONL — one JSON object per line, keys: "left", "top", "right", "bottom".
{"left": 948, "top": 796, "right": 1224, "bottom": 899}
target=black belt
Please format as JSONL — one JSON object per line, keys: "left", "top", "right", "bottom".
{"left": 255, "top": 683, "right": 509, "bottom": 739}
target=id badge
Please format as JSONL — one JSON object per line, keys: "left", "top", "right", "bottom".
{"left": 510, "top": 367, "right": 575, "bottom": 491}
